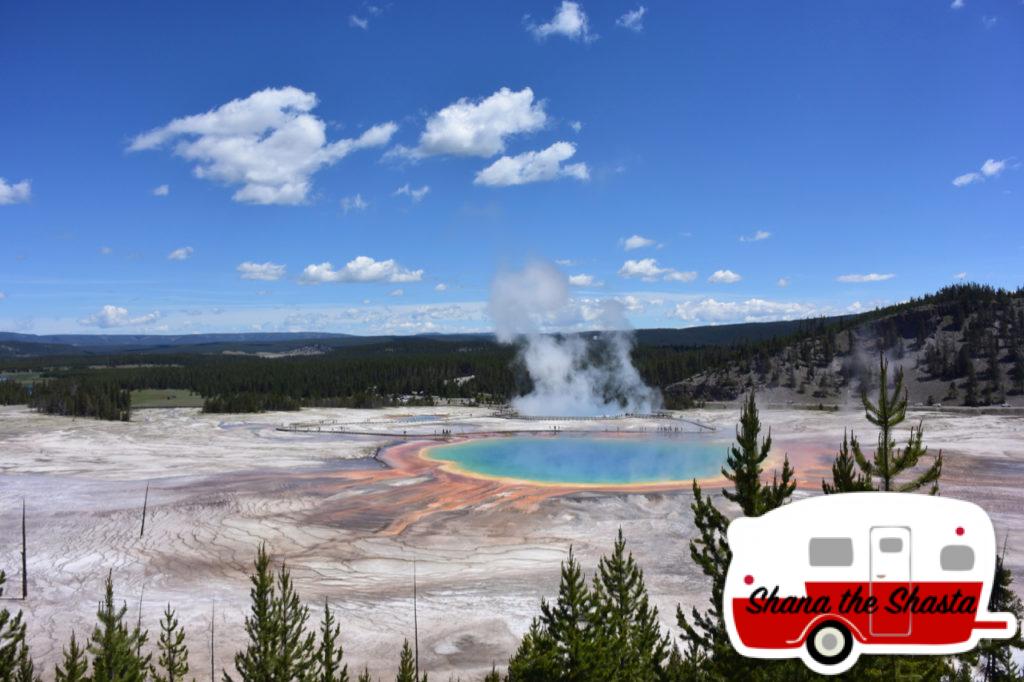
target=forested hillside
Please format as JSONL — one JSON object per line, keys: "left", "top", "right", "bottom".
{"left": 2, "top": 284, "right": 1021, "bottom": 418}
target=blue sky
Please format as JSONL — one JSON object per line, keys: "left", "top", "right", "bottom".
{"left": 1, "top": 0, "right": 1021, "bottom": 335}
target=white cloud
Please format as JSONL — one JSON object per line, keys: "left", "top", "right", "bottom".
{"left": 398, "top": 87, "right": 547, "bottom": 159}
{"left": 528, "top": 1, "right": 596, "bottom": 42}
{"left": 739, "top": 229, "right": 771, "bottom": 242}
{"left": 0, "top": 178, "right": 31, "bottom": 205}
{"left": 389, "top": 288, "right": 404, "bottom": 297}
{"left": 836, "top": 273, "right": 894, "bottom": 283}
{"left": 99, "top": 246, "right": 113, "bottom": 255}
{"left": 80, "top": 305, "right": 161, "bottom": 328}
{"left": 777, "top": 276, "right": 790, "bottom": 287}
{"left": 349, "top": 15, "right": 369, "bottom": 29}
{"left": 0, "top": 291, "right": 6, "bottom": 301}
{"left": 708, "top": 269, "right": 742, "bottom": 284}
{"left": 664, "top": 270, "right": 697, "bottom": 282}
{"left": 569, "top": 120, "right": 583, "bottom": 133}
{"left": 618, "top": 258, "right": 695, "bottom": 283}
{"left": 568, "top": 273, "right": 595, "bottom": 286}
{"left": 616, "top": 6, "right": 647, "bottom": 32}
{"left": 555, "top": 258, "right": 574, "bottom": 266}
{"left": 299, "top": 256, "right": 423, "bottom": 284}
{"left": 672, "top": 298, "right": 820, "bottom": 324}
{"left": 168, "top": 246, "right": 194, "bottom": 261}
{"left": 951, "top": 0, "right": 964, "bottom": 7}
{"left": 982, "top": 15, "right": 997, "bottom": 28}
{"left": 847, "top": 301, "right": 864, "bottom": 313}
{"left": 954, "top": 271, "right": 967, "bottom": 280}
{"left": 435, "top": 283, "right": 448, "bottom": 292}
{"left": 237, "top": 261, "right": 286, "bottom": 281}
{"left": 340, "top": 193, "right": 368, "bottom": 212}
{"left": 128, "top": 87, "right": 397, "bottom": 205}
{"left": 474, "top": 141, "right": 588, "bottom": 187}
{"left": 394, "top": 183, "right": 430, "bottom": 202}
{"left": 152, "top": 184, "right": 170, "bottom": 196}
{"left": 622, "top": 234, "right": 656, "bottom": 251}
{"left": 953, "top": 158, "right": 1008, "bottom": 187}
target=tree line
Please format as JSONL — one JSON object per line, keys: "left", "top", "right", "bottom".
{"left": 3, "top": 357, "right": 1022, "bottom": 680}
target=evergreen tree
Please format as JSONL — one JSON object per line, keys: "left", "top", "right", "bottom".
{"left": 537, "top": 548, "right": 599, "bottom": 681}
{"left": 396, "top": 639, "right": 416, "bottom": 682}
{"left": 822, "top": 430, "right": 872, "bottom": 494}
{"left": 15, "top": 640, "right": 40, "bottom": 682}
{"left": 88, "top": 571, "right": 150, "bottom": 682}
{"left": 590, "top": 529, "right": 668, "bottom": 681}
{"left": 676, "top": 393, "right": 803, "bottom": 680}
{"left": 0, "top": 571, "right": 30, "bottom": 680}
{"left": 482, "top": 664, "right": 500, "bottom": 682}
{"left": 55, "top": 632, "right": 90, "bottom": 682}
{"left": 314, "top": 600, "right": 348, "bottom": 682}
{"left": 721, "top": 391, "right": 796, "bottom": 517}
{"left": 974, "top": 547, "right": 1024, "bottom": 681}
{"left": 272, "top": 562, "right": 316, "bottom": 680}
{"left": 153, "top": 604, "right": 189, "bottom": 682}
{"left": 837, "top": 356, "right": 942, "bottom": 494}
{"left": 965, "top": 359, "right": 980, "bottom": 406}
{"left": 226, "top": 544, "right": 277, "bottom": 682}
{"left": 505, "top": 619, "right": 558, "bottom": 682}
{"left": 356, "top": 666, "right": 372, "bottom": 682}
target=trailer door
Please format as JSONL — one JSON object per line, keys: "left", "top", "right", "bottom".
{"left": 869, "top": 527, "right": 912, "bottom": 636}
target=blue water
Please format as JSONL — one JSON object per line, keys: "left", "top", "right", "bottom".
{"left": 426, "top": 436, "right": 727, "bottom": 485}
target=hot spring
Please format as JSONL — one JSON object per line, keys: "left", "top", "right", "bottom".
{"left": 424, "top": 435, "right": 729, "bottom": 486}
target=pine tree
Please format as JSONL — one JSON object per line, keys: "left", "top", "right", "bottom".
{"left": 15, "top": 640, "right": 39, "bottom": 682}
{"left": 537, "top": 548, "right": 598, "bottom": 681}
{"left": 590, "top": 528, "right": 668, "bottom": 681}
{"left": 55, "top": 632, "right": 89, "bottom": 682}
{"left": 482, "top": 664, "right": 500, "bottom": 682}
{"left": 841, "top": 356, "right": 942, "bottom": 493}
{"left": 88, "top": 571, "right": 150, "bottom": 682}
{"left": 396, "top": 639, "right": 416, "bottom": 682}
{"left": 314, "top": 600, "right": 348, "bottom": 682}
{"left": 721, "top": 391, "right": 796, "bottom": 517}
{"left": 272, "top": 562, "right": 316, "bottom": 680}
{"left": 153, "top": 604, "right": 189, "bottom": 682}
{"left": 822, "top": 430, "right": 872, "bottom": 494}
{"left": 226, "top": 544, "right": 276, "bottom": 682}
{"left": 505, "top": 619, "right": 558, "bottom": 682}
{"left": 0, "top": 571, "right": 30, "bottom": 680}
{"left": 676, "top": 393, "right": 803, "bottom": 680}
{"left": 965, "top": 359, "right": 980, "bottom": 406}
{"left": 974, "top": 547, "right": 1024, "bottom": 680}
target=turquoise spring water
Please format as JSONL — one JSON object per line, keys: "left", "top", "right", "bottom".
{"left": 426, "top": 436, "right": 728, "bottom": 485}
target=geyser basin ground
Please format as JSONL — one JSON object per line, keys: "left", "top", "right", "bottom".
{"left": 424, "top": 435, "right": 728, "bottom": 485}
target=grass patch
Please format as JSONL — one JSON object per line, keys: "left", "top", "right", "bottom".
{"left": 0, "top": 371, "right": 44, "bottom": 385}
{"left": 130, "top": 388, "right": 204, "bottom": 408}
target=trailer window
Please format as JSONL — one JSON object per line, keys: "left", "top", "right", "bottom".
{"left": 941, "top": 545, "right": 974, "bottom": 571}
{"left": 809, "top": 538, "right": 853, "bottom": 567}
{"left": 879, "top": 537, "right": 903, "bottom": 553}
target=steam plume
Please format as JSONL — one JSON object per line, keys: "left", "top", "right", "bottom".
{"left": 489, "top": 260, "right": 661, "bottom": 416}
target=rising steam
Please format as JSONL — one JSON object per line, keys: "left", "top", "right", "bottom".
{"left": 489, "top": 260, "right": 662, "bottom": 416}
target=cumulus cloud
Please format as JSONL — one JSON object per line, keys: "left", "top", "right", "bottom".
{"left": 954, "top": 271, "right": 967, "bottom": 280}
{"left": 168, "top": 246, "right": 194, "bottom": 261}
{"left": 128, "top": 86, "right": 397, "bottom": 205}
{"left": 340, "top": 194, "right": 368, "bottom": 212}
{"left": 836, "top": 273, "right": 894, "bottom": 283}
{"left": 616, "top": 6, "right": 647, "bottom": 32}
{"left": 739, "top": 229, "right": 771, "bottom": 242}
{"left": 568, "top": 273, "right": 596, "bottom": 286}
{"left": 0, "top": 291, "right": 6, "bottom": 300}
{"left": 527, "top": 1, "right": 595, "bottom": 42}
{"left": 435, "top": 283, "right": 448, "bottom": 292}
{"left": 569, "top": 120, "right": 583, "bottom": 133}
{"left": 99, "top": 246, "right": 113, "bottom": 255}
{"left": 952, "top": 158, "right": 1008, "bottom": 187}
{"left": 394, "top": 184, "right": 430, "bottom": 202}
{"left": 237, "top": 261, "right": 286, "bottom": 281}
{"left": 474, "top": 141, "right": 588, "bottom": 186}
{"left": 777, "top": 276, "right": 790, "bottom": 287}
{"left": 708, "top": 269, "right": 742, "bottom": 284}
{"left": 0, "top": 178, "right": 31, "bottom": 205}
{"left": 349, "top": 15, "right": 369, "bottom": 29}
{"left": 152, "top": 184, "right": 170, "bottom": 196}
{"left": 951, "top": 0, "right": 964, "bottom": 8}
{"left": 618, "top": 258, "right": 695, "bottom": 283}
{"left": 80, "top": 305, "right": 161, "bottom": 328}
{"left": 389, "top": 288, "right": 404, "bottom": 297}
{"left": 299, "top": 256, "right": 423, "bottom": 284}
{"left": 672, "top": 298, "right": 820, "bottom": 324}
{"left": 621, "top": 234, "right": 656, "bottom": 251}
{"left": 397, "top": 87, "right": 547, "bottom": 159}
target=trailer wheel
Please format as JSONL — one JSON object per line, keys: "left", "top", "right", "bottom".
{"left": 806, "top": 621, "right": 853, "bottom": 667}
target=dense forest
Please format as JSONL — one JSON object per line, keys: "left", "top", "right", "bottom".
{"left": 1, "top": 284, "right": 1022, "bottom": 420}
{"left": 2, "top": 381, "right": 1022, "bottom": 680}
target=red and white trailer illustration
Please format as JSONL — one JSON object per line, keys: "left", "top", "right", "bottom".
{"left": 724, "top": 492, "right": 1018, "bottom": 675}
